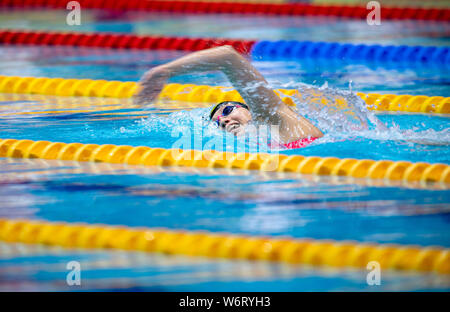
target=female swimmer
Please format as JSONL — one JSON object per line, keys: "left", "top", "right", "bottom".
{"left": 134, "top": 45, "right": 323, "bottom": 149}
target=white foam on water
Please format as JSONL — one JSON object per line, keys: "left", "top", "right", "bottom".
{"left": 134, "top": 82, "right": 449, "bottom": 151}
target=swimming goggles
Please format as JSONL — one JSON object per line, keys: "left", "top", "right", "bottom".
{"left": 215, "top": 104, "right": 241, "bottom": 126}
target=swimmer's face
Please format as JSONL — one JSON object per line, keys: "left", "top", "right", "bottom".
{"left": 211, "top": 104, "right": 252, "bottom": 136}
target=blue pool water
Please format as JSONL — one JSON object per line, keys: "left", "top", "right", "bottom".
{"left": 1, "top": 94, "right": 449, "bottom": 163}
{"left": 0, "top": 10, "right": 449, "bottom": 291}
{"left": 0, "top": 158, "right": 449, "bottom": 291}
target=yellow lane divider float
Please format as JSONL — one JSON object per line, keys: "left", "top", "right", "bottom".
{"left": 0, "top": 93, "right": 208, "bottom": 117}
{"left": 0, "top": 75, "right": 448, "bottom": 114}
{"left": 0, "top": 138, "right": 449, "bottom": 184}
{"left": 1, "top": 156, "right": 447, "bottom": 192}
{"left": 0, "top": 218, "right": 448, "bottom": 274}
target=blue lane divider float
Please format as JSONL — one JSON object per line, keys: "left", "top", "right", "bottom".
{"left": 251, "top": 40, "right": 450, "bottom": 68}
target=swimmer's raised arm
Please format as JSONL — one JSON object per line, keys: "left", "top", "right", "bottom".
{"left": 135, "top": 46, "right": 279, "bottom": 116}
{"left": 135, "top": 46, "right": 323, "bottom": 140}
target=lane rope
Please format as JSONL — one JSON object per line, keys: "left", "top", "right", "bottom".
{"left": 251, "top": 40, "right": 450, "bottom": 67}
{"left": 0, "top": 218, "right": 448, "bottom": 274}
{"left": 0, "top": 30, "right": 255, "bottom": 54}
{"left": 0, "top": 138, "right": 449, "bottom": 184}
{"left": 0, "top": 0, "right": 448, "bottom": 21}
{"left": 2, "top": 156, "right": 448, "bottom": 191}
{"left": 0, "top": 76, "right": 448, "bottom": 114}
{"left": 1, "top": 30, "right": 449, "bottom": 67}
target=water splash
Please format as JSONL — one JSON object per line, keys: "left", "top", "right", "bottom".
{"left": 285, "top": 82, "right": 450, "bottom": 146}
{"left": 138, "top": 106, "right": 265, "bottom": 152}
{"left": 134, "top": 83, "right": 449, "bottom": 152}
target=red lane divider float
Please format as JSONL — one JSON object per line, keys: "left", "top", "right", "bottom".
{"left": 2, "top": 30, "right": 448, "bottom": 69}
{"left": 0, "top": 0, "right": 449, "bottom": 21}
{"left": 0, "top": 30, "right": 256, "bottom": 54}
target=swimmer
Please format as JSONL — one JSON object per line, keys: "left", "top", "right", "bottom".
{"left": 134, "top": 45, "right": 323, "bottom": 148}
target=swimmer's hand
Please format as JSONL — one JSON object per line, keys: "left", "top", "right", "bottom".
{"left": 133, "top": 66, "right": 170, "bottom": 106}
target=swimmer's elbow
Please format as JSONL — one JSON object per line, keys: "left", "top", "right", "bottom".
{"left": 218, "top": 45, "right": 239, "bottom": 55}
{"left": 217, "top": 45, "right": 244, "bottom": 63}
{"left": 298, "top": 115, "right": 324, "bottom": 138}
{"left": 313, "top": 127, "right": 324, "bottom": 138}
{"left": 314, "top": 129, "right": 323, "bottom": 139}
